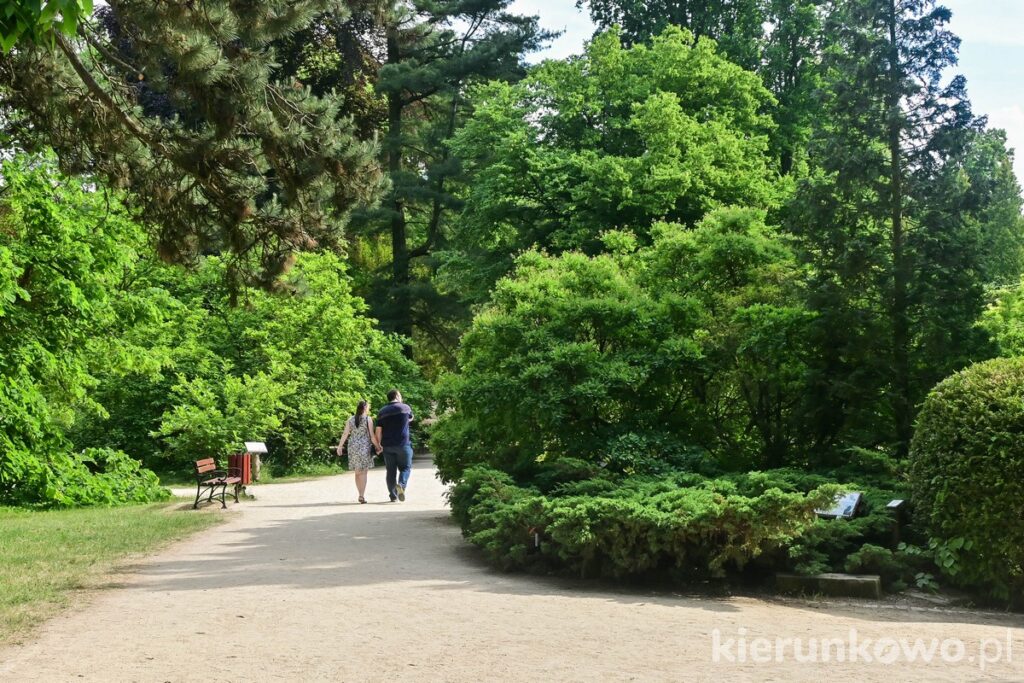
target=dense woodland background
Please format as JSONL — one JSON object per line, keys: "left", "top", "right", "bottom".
{"left": 1, "top": 0, "right": 1023, "bottom": 601}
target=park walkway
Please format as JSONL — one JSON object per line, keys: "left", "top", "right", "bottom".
{"left": 1, "top": 457, "right": 1022, "bottom": 682}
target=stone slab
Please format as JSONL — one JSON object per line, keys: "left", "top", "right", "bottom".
{"left": 776, "top": 572, "right": 882, "bottom": 599}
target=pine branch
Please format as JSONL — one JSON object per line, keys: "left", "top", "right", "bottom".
{"left": 77, "top": 23, "right": 140, "bottom": 78}
{"left": 55, "top": 33, "right": 152, "bottom": 146}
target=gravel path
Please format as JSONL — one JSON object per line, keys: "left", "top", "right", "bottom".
{"left": 2, "top": 457, "right": 1022, "bottom": 682}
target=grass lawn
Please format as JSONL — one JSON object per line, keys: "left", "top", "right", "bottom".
{"left": 0, "top": 502, "right": 223, "bottom": 645}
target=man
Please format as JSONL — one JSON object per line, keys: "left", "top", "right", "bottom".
{"left": 375, "top": 389, "right": 414, "bottom": 502}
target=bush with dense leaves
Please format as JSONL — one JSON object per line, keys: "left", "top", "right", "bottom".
{"left": 0, "top": 154, "right": 425, "bottom": 506}
{"left": 449, "top": 465, "right": 838, "bottom": 579}
{"left": 432, "top": 208, "right": 812, "bottom": 481}
{"left": 0, "top": 155, "right": 168, "bottom": 507}
{"left": 37, "top": 449, "right": 170, "bottom": 508}
{"left": 446, "top": 462, "right": 936, "bottom": 589}
{"left": 910, "top": 357, "right": 1024, "bottom": 601}
{"left": 73, "top": 252, "right": 430, "bottom": 473}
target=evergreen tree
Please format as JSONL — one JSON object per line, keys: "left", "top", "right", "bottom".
{"left": 791, "top": 0, "right": 998, "bottom": 456}
{"left": 909, "top": 129, "right": 1024, "bottom": 396}
{"left": 0, "top": 1, "right": 384, "bottom": 293}
{"left": 359, "top": 0, "right": 550, "bottom": 353}
{"left": 274, "top": 0, "right": 388, "bottom": 139}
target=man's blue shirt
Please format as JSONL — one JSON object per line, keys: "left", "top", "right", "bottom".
{"left": 377, "top": 402, "right": 414, "bottom": 447}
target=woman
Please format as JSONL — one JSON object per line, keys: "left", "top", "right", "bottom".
{"left": 337, "top": 400, "right": 382, "bottom": 503}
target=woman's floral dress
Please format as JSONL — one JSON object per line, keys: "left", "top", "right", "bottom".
{"left": 346, "top": 415, "right": 375, "bottom": 470}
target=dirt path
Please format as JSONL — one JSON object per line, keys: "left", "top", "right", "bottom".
{"left": 2, "top": 457, "right": 1022, "bottom": 682}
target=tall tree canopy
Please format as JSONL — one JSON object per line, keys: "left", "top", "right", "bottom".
{"left": 441, "top": 26, "right": 779, "bottom": 304}
{"left": 0, "top": 0, "right": 384, "bottom": 293}
{"left": 272, "top": 0, "right": 550, "bottom": 365}
{"left": 359, "top": 0, "right": 549, "bottom": 352}
{"left": 581, "top": 0, "right": 825, "bottom": 175}
{"left": 0, "top": 154, "right": 167, "bottom": 506}
{"left": 789, "top": 0, "right": 1021, "bottom": 456}
{"left": 579, "top": 0, "right": 766, "bottom": 67}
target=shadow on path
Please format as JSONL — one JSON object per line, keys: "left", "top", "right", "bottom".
{"left": 137, "top": 464, "right": 1023, "bottom": 630}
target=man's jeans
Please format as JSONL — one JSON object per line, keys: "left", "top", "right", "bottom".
{"left": 382, "top": 444, "right": 413, "bottom": 498}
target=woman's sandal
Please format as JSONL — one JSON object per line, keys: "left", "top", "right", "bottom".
{"left": 358, "top": 496, "right": 367, "bottom": 504}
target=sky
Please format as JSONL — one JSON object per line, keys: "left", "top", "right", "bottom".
{"left": 510, "top": 0, "right": 1024, "bottom": 181}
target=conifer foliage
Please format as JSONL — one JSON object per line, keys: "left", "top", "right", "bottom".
{"left": 0, "top": 1, "right": 385, "bottom": 292}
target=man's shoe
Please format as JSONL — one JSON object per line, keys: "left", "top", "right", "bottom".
{"left": 389, "top": 495, "right": 397, "bottom": 502}
{"left": 395, "top": 483, "right": 406, "bottom": 502}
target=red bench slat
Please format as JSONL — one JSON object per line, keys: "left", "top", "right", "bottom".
{"left": 195, "top": 459, "right": 217, "bottom": 474}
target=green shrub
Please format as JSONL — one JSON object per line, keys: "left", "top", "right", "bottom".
{"left": 432, "top": 209, "right": 814, "bottom": 481}
{"left": 910, "top": 357, "right": 1024, "bottom": 601}
{"left": 530, "top": 458, "right": 609, "bottom": 494}
{"left": 0, "top": 154, "right": 168, "bottom": 508}
{"left": 451, "top": 465, "right": 837, "bottom": 580}
{"left": 9, "top": 448, "right": 169, "bottom": 508}
{"left": 447, "top": 465, "right": 525, "bottom": 529}
{"left": 727, "top": 470, "right": 913, "bottom": 580}
{"left": 448, "top": 463, "right": 935, "bottom": 591}
{"left": 75, "top": 253, "right": 430, "bottom": 474}
{"left": 602, "top": 433, "right": 713, "bottom": 476}
{"left": 844, "top": 544, "right": 912, "bottom": 591}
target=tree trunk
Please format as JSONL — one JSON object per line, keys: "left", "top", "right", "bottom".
{"left": 386, "top": 26, "right": 412, "bottom": 344}
{"left": 886, "top": 0, "right": 912, "bottom": 457}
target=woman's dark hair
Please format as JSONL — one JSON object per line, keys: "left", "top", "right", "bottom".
{"left": 354, "top": 400, "right": 368, "bottom": 424}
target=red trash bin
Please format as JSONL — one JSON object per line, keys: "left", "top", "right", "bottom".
{"left": 228, "top": 452, "right": 252, "bottom": 485}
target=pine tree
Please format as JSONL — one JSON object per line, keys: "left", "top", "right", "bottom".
{"left": 274, "top": 0, "right": 388, "bottom": 140}
{"left": 358, "top": 0, "right": 550, "bottom": 350}
{"left": 0, "top": 1, "right": 385, "bottom": 294}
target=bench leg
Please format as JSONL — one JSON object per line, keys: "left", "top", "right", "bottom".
{"left": 193, "top": 483, "right": 203, "bottom": 510}
{"left": 219, "top": 482, "right": 228, "bottom": 509}
{"left": 233, "top": 484, "right": 240, "bottom": 504}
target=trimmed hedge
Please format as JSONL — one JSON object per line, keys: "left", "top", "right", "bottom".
{"left": 910, "top": 357, "right": 1024, "bottom": 601}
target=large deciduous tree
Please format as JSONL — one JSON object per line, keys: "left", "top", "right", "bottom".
{"left": 442, "top": 26, "right": 779, "bottom": 304}
{"left": 432, "top": 208, "right": 812, "bottom": 480}
{"left": 581, "top": 0, "right": 825, "bottom": 175}
{"left": 0, "top": 0, "right": 385, "bottom": 294}
{"left": 0, "top": 155, "right": 166, "bottom": 506}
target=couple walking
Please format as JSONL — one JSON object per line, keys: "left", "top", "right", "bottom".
{"left": 337, "top": 389, "right": 414, "bottom": 504}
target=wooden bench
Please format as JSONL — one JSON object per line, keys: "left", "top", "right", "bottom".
{"left": 192, "top": 458, "right": 242, "bottom": 509}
